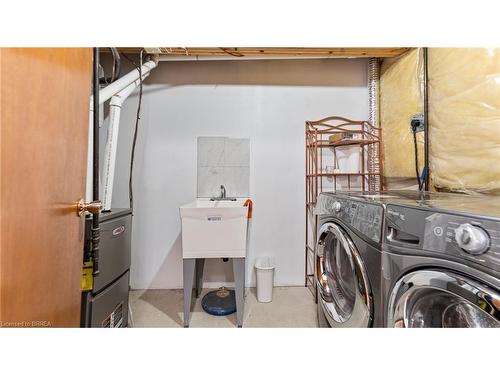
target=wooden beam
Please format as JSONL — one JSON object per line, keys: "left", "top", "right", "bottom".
{"left": 116, "top": 47, "right": 411, "bottom": 59}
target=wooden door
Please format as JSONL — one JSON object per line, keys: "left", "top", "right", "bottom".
{"left": 0, "top": 48, "right": 92, "bottom": 327}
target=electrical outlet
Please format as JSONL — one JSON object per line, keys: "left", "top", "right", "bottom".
{"left": 410, "top": 113, "right": 425, "bottom": 133}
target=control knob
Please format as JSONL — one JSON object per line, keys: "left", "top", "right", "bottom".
{"left": 454, "top": 223, "right": 490, "bottom": 255}
{"left": 332, "top": 201, "right": 341, "bottom": 213}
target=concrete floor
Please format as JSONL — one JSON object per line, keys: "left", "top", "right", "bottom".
{"left": 129, "top": 287, "right": 318, "bottom": 328}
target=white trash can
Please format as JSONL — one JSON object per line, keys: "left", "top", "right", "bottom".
{"left": 255, "top": 257, "right": 275, "bottom": 303}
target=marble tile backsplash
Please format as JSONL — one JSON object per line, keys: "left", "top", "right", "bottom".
{"left": 197, "top": 137, "right": 250, "bottom": 197}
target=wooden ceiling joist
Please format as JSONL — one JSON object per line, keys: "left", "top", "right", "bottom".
{"left": 117, "top": 47, "right": 410, "bottom": 59}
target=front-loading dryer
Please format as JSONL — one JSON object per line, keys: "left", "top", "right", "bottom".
{"left": 382, "top": 195, "right": 500, "bottom": 328}
{"left": 315, "top": 192, "right": 385, "bottom": 327}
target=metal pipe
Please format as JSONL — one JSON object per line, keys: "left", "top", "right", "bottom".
{"left": 101, "top": 73, "right": 150, "bottom": 211}
{"left": 368, "top": 58, "right": 381, "bottom": 191}
{"left": 99, "top": 47, "right": 121, "bottom": 84}
{"left": 92, "top": 48, "right": 101, "bottom": 276}
{"left": 423, "top": 48, "right": 430, "bottom": 191}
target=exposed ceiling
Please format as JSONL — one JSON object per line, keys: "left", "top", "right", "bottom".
{"left": 116, "top": 47, "right": 411, "bottom": 60}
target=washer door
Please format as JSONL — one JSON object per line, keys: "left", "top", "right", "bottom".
{"left": 387, "top": 269, "right": 500, "bottom": 328}
{"left": 316, "top": 222, "right": 373, "bottom": 327}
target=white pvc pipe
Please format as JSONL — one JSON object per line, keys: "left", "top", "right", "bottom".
{"left": 99, "top": 59, "right": 157, "bottom": 104}
{"left": 101, "top": 74, "right": 149, "bottom": 211}
{"left": 85, "top": 60, "right": 157, "bottom": 203}
{"left": 85, "top": 102, "right": 95, "bottom": 202}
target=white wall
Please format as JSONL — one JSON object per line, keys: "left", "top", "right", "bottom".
{"left": 109, "top": 58, "right": 369, "bottom": 289}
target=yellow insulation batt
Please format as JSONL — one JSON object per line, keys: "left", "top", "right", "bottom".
{"left": 429, "top": 48, "right": 500, "bottom": 194}
{"left": 380, "top": 48, "right": 425, "bottom": 189}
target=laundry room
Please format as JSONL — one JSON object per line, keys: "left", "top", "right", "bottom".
{"left": 106, "top": 53, "right": 371, "bottom": 328}
{"left": 84, "top": 46, "right": 499, "bottom": 330}
{"left": 3, "top": 45, "right": 499, "bottom": 329}
{"left": 1, "top": 2, "right": 500, "bottom": 374}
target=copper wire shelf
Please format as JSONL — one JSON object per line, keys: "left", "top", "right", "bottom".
{"left": 304, "top": 116, "right": 383, "bottom": 300}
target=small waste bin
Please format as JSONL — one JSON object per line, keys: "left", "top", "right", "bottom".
{"left": 255, "top": 257, "right": 275, "bottom": 303}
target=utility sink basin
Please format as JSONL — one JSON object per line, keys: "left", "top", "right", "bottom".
{"left": 180, "top": 198, "right": 249, "bottom": 258}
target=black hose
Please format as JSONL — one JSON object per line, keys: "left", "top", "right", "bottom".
{"left": 99, "top": 47, "right": 121, "bottom": 84}
{"left": 92, "top": 47, "right": 101, "bottom": 276}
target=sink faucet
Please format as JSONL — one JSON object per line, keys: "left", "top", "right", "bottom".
{"left": 210, "top": 185, "right": 236, "bottom": 201}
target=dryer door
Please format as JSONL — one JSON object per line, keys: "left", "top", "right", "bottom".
{"left": 316, "top": 222, "right": 373, "bottom": 327}
{"left": 387, "top": 269, "right": 500, "bottom": 328}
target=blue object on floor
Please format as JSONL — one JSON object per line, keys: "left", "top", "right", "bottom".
{"left": 202, "top": 287, "right": 236, "bottom": 316}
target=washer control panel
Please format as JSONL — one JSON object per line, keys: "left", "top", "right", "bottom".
{"left": 316, "top": 193, "right": 383, "bottom": 243}
{"left": 385, "top": 204, "right": 500, "bottom": 272}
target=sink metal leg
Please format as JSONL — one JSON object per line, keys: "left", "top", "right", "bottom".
{"left": 195, "top": 258, "right": 205, "bottom": 298}
{"left": 233, "top": 258, "right": 245, "bottom": 328}
{"left": 183, "top": 258, "right": 196, "bottom": 327}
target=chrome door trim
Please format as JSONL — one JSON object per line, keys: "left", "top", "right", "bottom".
{"left": 387, "top": 269, "right": 500, "bottom": 328}
{"left": 316, "top": 222, "right": 373, "bottom": 327}
{"left": 316, "top": 224, "right": 333, "bottom": 303}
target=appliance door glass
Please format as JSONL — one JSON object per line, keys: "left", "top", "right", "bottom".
{"left": 316, "top": 222, "right": 373, "bottom": 327}
{"left": 387, "top": 269, "right": 500, "bottom": 328}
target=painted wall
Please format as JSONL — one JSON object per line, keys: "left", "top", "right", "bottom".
{"left": 197, "top": 137, "right": 250, "bottom": 198}
{"left": 109, "top": 58, "right": 369, "bottom": 289}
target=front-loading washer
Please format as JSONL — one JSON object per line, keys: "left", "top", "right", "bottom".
{"left": 382, "top": 195, "right": 500, "bottom": 328}
{"left": 314, "top": 192, "right": 385, "bottom": 327}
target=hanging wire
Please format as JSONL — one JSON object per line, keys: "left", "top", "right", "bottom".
{"left": 220, "top": 47, "right": 245, "bottom": 57}
{"left": 122, "top": 50, "right": 144, "bottom": 211}
{"left": 413, "top": 129, "right": 423, "bottom": 191}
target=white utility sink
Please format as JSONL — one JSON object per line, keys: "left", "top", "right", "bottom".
{"left": 179, "top": 198, "right": 249, "bottom": 258}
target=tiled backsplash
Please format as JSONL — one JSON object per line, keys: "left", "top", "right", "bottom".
{"left": 197, "top": 137, "right": 250, "bottom": 198}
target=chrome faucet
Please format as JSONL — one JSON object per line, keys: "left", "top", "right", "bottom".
{"left": 210, "top": 185, "right": 236, "bottom": 201}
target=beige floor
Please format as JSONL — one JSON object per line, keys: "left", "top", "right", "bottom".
{"left": 129, "top": 287, "right": 318, "bottom": 328}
